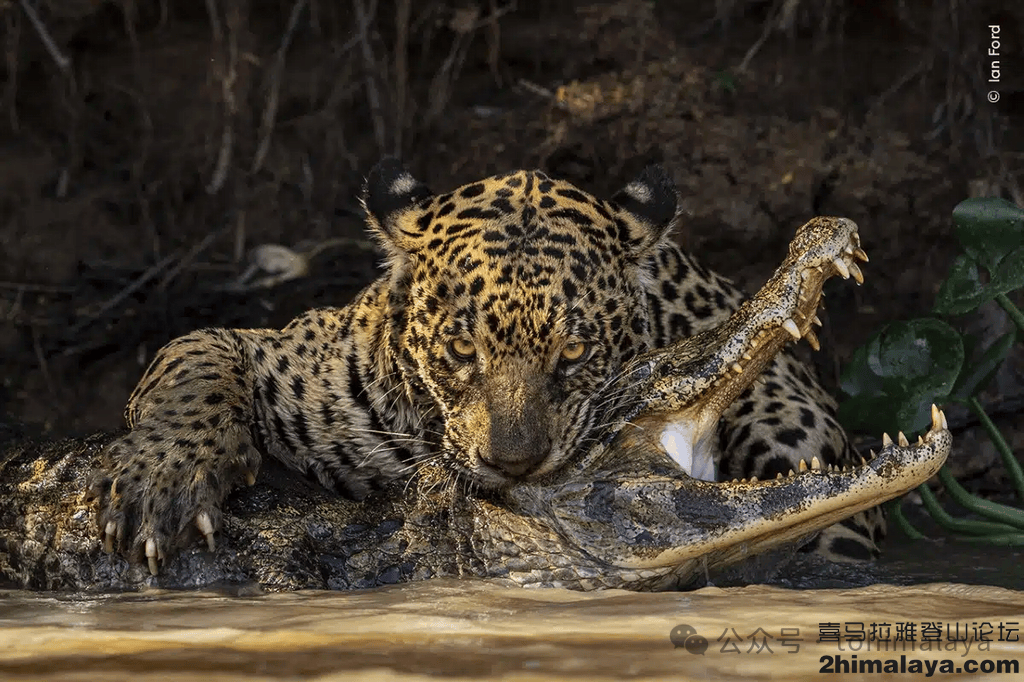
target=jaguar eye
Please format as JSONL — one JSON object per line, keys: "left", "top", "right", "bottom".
{"left": 448, "top": 337, "right": 477, "bottom": 361}
{"left": 560, "top": 340, "right": 589, "bottom": 363}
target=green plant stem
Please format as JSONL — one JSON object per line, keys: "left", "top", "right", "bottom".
{"left": 967, "top": 396, "right": 1024, "bottom": 502}
{"left": 954, "top": 533, "right": 1024, "bottom": 546}
{"left": 937, "top": 466, "right": 1024, "bottom": 530}
{"left": 888, "top": 497, "right": 927, "bottom": 540}
{"left": 917, "top": 481, "right": 1022, "bottom": 535}
{"left": 994, "top": 293, "right": 1024, "bottom": 335}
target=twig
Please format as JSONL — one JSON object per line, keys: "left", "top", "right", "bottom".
{"left": 737, "top": 0, "right": 783, "bottom": 73}
{"left": 205, "top": 0, "right": 237, "bottom": 195}
{"left": 517, "top": 78, "right": 555, "bottom": 100}
{"left": 869, "top": 53, "right": 933, "bottom": 114}
{"left": 157, "top": 222, "right": 230, "bottom": 291}
{"left": 4, "top": 9, "right": 19, "bottom": 131}
{"left": 31, "top": 325, "right": 56, "bottom": 399}
{"left": 17, "top": 0, "right": 71, "bottom": 74}
{"left": 204, "top": 0, "right": 223, "bottom": 41}
{"left": 352, "top": 0, "right": 386, "bottom": 153}
{"left": 0, "top": 281, "right": 76, "bottom": 293}
{"left": 252, "top": 0, "right": 308, "bottom": 173}
{"left": 69, "top": 252, "right": 179, "bottom": 335}
{"left": 393, "top": 0, "right": 411, "bottom": 155}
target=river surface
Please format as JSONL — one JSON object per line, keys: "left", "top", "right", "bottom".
{"left": 2, "top": 540, "right": 1022, "bottom": 681}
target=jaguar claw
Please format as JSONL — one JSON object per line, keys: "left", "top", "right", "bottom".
{"left": 197, "top": 512, "right": 216, "bottom": 551}
{"left": 103, "top": 521, "right": 116, "bottom": 554}
{"left": 145, "top": 538, "right": 159, "bottom": 576}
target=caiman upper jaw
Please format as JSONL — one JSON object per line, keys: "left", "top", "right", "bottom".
{"left": 612, "top": 217, "right": 869, "bottom": 482}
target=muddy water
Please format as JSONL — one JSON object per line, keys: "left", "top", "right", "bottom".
{"left": 2, "top": 542, "right": 1023, "bottom": 682}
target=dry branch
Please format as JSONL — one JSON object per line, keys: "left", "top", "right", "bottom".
{"left": 252, "top": 0, "right": 308, "bottom": 173}
{"left": 18, "top": 0, "right": 70, "bottom": 73}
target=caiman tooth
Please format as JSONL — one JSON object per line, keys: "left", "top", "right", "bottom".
{"left": 776, "top": 472, "right": 783, "bottom": 479}
{"left": 812, "top": 315, "right": 823, "bottom": 327}
{"left": 798, "top": 459, "right": 808, "bottom": 472}
{"left": 782, "top": 318, "right": 802, "bottom": 340}
{"left": 845, "top": 244, "right": 854, "bottom": 255}
{"left": 731, "top": 362, "right": 744, "bottom": 374}
{"left": 917, "top": 435, "right": 924, "bottom": 445}
{"left": 788, "top": 469, "right": 795, "bottom": 477}
{"left": 842, "top": 464, "right": 849, "bottom": 472}
{"left": 804, "top": 329, "right": 821, "bottom": 351}
{"left": 882, "top": 432, "right": 893, "bottom": 447}
{"left": 749, "top": 476, "right": 758, "bottom": 483}
{"left": 848, "top": 261, "right": 864, "bottom": 284}
{"left": 941, "top": 410, "right": 948, "bottom": 430}
{"left": 742, "top": 352, "right": 752, "bottom": 361}
{"left": 853, "top": 247, "right": 869, "bottom": 262}
{"left": 861, "top": 455, "right": 869, "bottom": 466}
{"left": 810, "top": 456, "right": 821, "bottom": 471}
{"left": 833, "top": 257, "right": 850, "bottom": 279}
{"left": 898, "top": 431, "right": 909, "bottom": 447}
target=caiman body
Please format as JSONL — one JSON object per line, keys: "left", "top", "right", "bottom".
{"left": 0, "top": 217, "right": 952, "bottom": 592}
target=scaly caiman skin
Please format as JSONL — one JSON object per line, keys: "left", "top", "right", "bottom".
{"left": 0, "top": 217, "right": 951, "bottom": 591}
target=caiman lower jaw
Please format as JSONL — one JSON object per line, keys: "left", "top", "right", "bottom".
{"left": 547, "top": 406, "right": 951, "bottom": 582}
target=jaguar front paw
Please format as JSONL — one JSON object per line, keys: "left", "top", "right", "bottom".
{"left": 92, "top": 420, "right": 260, "bottom": 575}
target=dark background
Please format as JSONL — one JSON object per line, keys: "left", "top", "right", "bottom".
{"left": 0, "top": 0, "right": 1021, "bottom": 493}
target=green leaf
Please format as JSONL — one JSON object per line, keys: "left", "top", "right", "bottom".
{"left": 839, "top": 320, "right": 964, "bottom": 434}
{"left": 991, "top": 246, "right": 1024, "bottom": 293}
{"left": 934, "top": 256, "right": 992, "bottom": 315}
{"left": 838, "top": 395, "right": 898, "bottom": 435}
{"left": 952, "top": 197, "right": 1024, "bottom": 271}
{"left": 950, "top": 332, "right": 1015, "bottom": 400}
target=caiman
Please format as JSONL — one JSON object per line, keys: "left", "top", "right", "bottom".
{"left": 0, "top": 214, "right": 951, "bottom": 591}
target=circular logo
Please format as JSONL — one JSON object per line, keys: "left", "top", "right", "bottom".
{"left": 670, "top": 624, "right": 708, "bottom": 654}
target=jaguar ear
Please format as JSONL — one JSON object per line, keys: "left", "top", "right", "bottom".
{"left": 611, "top": 164, "right": 679, "bottom": 255}
{"left": 362, "top": 158, "right": 434, "bottom": 249}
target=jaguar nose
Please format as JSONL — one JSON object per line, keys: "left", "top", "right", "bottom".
{"left": 482, "top": 426, "right": 552, "bottom": 479}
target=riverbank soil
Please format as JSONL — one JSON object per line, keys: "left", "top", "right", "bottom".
{"left": 1, "top": 2, "right": 1022, "bottom": 503}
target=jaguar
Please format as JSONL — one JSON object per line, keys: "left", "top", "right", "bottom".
{"left": 93, "top": 159, "right": 880, "bottom": 575}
